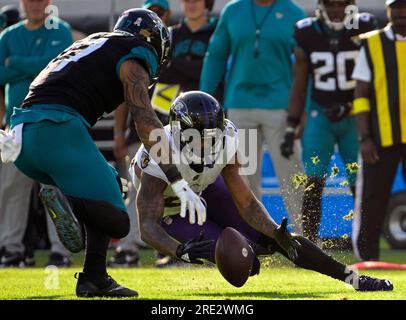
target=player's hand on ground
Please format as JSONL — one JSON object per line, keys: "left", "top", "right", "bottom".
{"left": 274, "top": 217, "right": 301, "bottom": 261}
{"left": 280, "top": 130, "right": 295, "bottom": 159}
{"left": 361, "top": 137, "right": 379, "bottom": 164}
{"left": 176, "top": 233, "right": 214, "bottom": 264}
{"left": 172, "top": 179, "right": 206, "bottom": 225}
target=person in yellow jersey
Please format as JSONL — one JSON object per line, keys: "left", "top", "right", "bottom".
{"left": 352, "top": 0, "right": 406, "bottom": 262}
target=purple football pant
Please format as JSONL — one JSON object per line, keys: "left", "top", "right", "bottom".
{"left": 161, "top": 176, "right": 265, "bottom": 262}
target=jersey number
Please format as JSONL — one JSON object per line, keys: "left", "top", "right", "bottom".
{"left": 310, "top": 51, "right": 358, "bottom": 91}
{"left": 53, "top": 38, "right": 108, "bottom": 72}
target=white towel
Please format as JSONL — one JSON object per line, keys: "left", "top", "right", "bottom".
{"left": 0, "top": 123, "right": 23, "bottom": 163}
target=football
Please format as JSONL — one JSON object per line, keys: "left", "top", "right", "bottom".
{"left": 215, "top": 227, "right": 255, "bottom": 287}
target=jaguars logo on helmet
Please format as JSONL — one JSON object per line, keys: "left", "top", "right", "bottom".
{"left": 114, "top": 8, "right": 171, "bottom": 79}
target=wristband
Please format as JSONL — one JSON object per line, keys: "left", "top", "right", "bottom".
{"left": 353, "top": 98, "right": 371, "bottom": 114}
{"left": 287, "top": 115, "right": 300, "bottom": 128}
{"left": 165, "top": 166, "right": 182, "bottom": 184}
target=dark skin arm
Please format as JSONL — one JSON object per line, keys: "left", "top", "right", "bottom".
{"left": 136, "top": 158, "right": 278, "bottom": 256}
{"left": 287, "top": 47, "right": 309, "bottom": 136}
{"left": 136, "top": 153, "right": 298, "bottom": 260}
{"left": 136, "top": 166, "right": 181, "bottom": 257}
{"left": 119, "top": 60, "right": 181, "bottom": 180}
{"left": 221, "top": 156, "right": 278, "bottom": 238}
{"left": 221, "top": 156, "right": 300, "bottom": 260}
{"left": 354, "top": 80, "right": 379, "bottom": 164}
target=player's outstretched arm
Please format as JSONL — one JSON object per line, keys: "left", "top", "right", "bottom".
{"left": 221, "top": 158, "right": 278, "bottom": 236}
{"left": 221, "top": 156, "right": 300, "bottom": 260}
{"left": 137, "top": 169, "right": 181, "bottom": 257}
{"left": 137, "top": 169, "right": 212, "bottom": 263}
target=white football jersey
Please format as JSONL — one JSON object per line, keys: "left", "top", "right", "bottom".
{"left": 130, "top": 119, "right": 238, "bottom": 216}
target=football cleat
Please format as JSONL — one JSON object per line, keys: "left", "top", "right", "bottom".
{"left": 155, "top": 255, "right": 189, "bottom": 268}
{"left": 46, "top": 252, "right": 72, "bottom": 267}
{"left": 39, "top": 185, "right": 84, "bottom": 253}
{"left": 355, "top": 275, "right": 394, "bottom": 291}
{"left": 108, "top": 250, "right": 141, "bottom": 268}
{"left": 24, "top": 252, "right": 36, "bottom": 267}
{"left": 75, "top": 272, "right": 138, "bottom": 298}
{"left": 0, "top": 251, "right": 26, "bottom": 268}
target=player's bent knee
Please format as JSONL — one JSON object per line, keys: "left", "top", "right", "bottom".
{"left": 68, "top": 196, "right": 130, "bottom": 239}
{"left": 110, "top": 211, "right": 130, "bottom": 239}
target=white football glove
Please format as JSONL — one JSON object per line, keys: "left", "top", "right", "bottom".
{"left": 171, "top": 179, "right": 206, "bottom": 226}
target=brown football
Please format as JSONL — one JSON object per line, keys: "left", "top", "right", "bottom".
{"left": 215, "top": 227, "right": 255, "bottom": 287}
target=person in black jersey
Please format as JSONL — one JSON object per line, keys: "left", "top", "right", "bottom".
{"left": 280, "top": 0, "right": 378, "bottom": 244}
{"left": 7, "top": 9, "right": 207, "bottom": 298}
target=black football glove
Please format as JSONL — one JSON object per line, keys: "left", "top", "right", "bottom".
{"left": 280, "top": 130, "right": 295, "bottom": 159}
{"left": 250, "top": 256, "right": 261, "bottom": 277}
{"left": 274, "top": 217, "right": 301, "bottom": 261}
{"left": 323, "top": 103, "right": 352, "bottom": 122}
{"left": 176, "top": 232, "right": 214, "bottom": 264}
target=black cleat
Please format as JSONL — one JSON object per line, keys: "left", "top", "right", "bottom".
{"left": 108, "top": 249, "right": 140, "bottom": 268}
{"left": 355, "top": 275, "right": 394, "bottom": 291}
{"left": 250, "top": 256, "right": 261, "bottom": 277}
{"left": 24, "top": 252, "right": 36, "bottom": 267}
{"left": 75, "top": 272, "right": 138, "bottom": 298}
{"left": 39, "top": 185, "right": 84, "bottom": 253}
{"left": 155, "top": 255, "right": 189, "bottom": 268}
{"left": 46, "top": 252, "right": 72, "bottom": 267}
{"left": 0, "top": 251, "right": 26, "bottom": 268}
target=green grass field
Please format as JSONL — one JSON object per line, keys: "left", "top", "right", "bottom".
{"left": 1, "top": 246, "right": 406, "bottom": 300}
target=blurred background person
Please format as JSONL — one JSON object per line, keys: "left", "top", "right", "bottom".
{"left": 352, "top": 0, "right": 406, "bottom": 261}
{"left": 0, "top": 5, "right": 20, "bottom": 130}
{"left": 108, "top": 0, "right": 172, "bottom": 268}
{"left": 0, "top": 0, "right": 72, "bottom": 267}
{"left": 200, "top": 0, "right": 306, "bottom": 233}
{"left": 281, "top": 0, "right": 378, "bottom": 245}
{"left": 158, "top": 0, "right": 222, "bottom": 101}
{"left": 0, "top": 3, "right": 20, "bottom": 263}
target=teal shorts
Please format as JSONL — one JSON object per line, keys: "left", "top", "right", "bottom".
{"left": 11, "top": 105, "right": 126, "bottom": 212}
{"left": 302, "top": 102, "right": 359, "bottom": 186}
